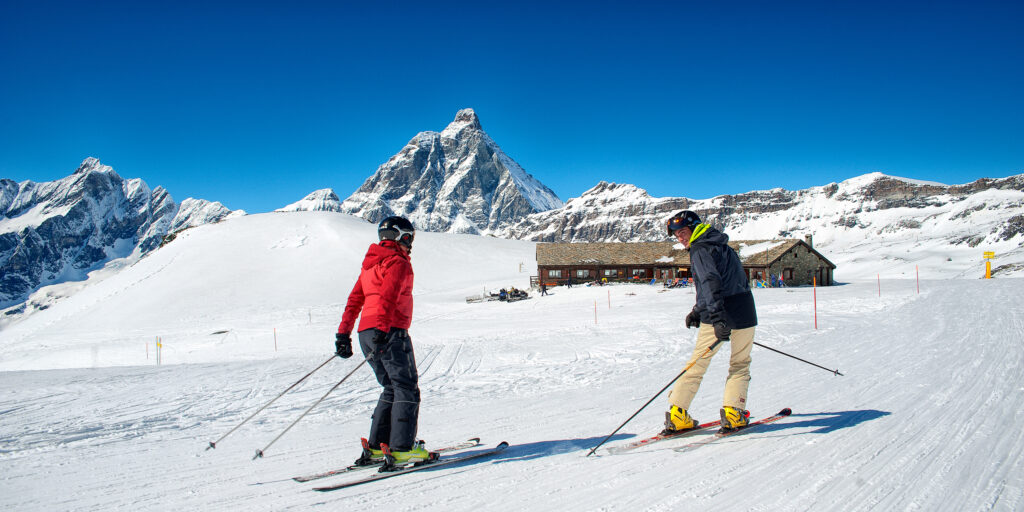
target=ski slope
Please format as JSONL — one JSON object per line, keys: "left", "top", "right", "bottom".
{"left": 1, "top": 212, "right": 1022, "bottom": 511}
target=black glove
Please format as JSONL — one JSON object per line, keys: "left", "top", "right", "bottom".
{"left": 335, "top": 333, "right": 353, "bottom": 358}
{"left": 372, "top": 328, "right": 388, "bottom": 345}
{"left": 713, "top": 322, "right": 731, "bottom": 341}
{"left": 389, "top": 328, "right": 409, "bottom": 340}
{"left": 685, "top": 310, "right": 700, "bottom": 329}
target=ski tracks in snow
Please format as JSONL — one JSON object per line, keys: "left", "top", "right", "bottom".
{"left": 2, "top": 281, "right": 1024, "bottom": 510}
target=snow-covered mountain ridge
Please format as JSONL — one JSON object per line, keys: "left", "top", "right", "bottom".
{"left": 276, "top": 189, "right": 344, "bottom": 213}
{"left": 502, "top": 172, "right": 1024, "bottom": 277}
{"left": 336, "top": 109, "right": 563, "bottom": 234}
{"left": 0, "top": 158, "right": 244, "bottom": 312}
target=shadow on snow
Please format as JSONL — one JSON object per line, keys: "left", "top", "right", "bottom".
{"left": 439, "top": 410, "right": 887, "bottom": 468}
{"left": 754, "top": 409, "right": 890, "bottom": 435}
{"left": 489, "top": 435, "right": 633, "bottom": 464}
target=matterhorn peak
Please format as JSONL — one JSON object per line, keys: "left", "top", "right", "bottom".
{"left": 453, "top": 108, "right": 481, "bottom": 128}
{"left": 441, "top": 108, "right": 483, "bottom": 138}
{"left": 74, "top": 157, "right": 114, "bottom": 175}
{"left": 341, "top": 109, "right": 562, "bottom": 234}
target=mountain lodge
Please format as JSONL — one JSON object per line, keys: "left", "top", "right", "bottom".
{"left": 535, "top": 236, "right": 836, "bottom": 287}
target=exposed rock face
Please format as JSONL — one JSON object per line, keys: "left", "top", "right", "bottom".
{"left": 276, "top": 189, "right": 343, "bottom": 213}
{"left": 502, "top": 182, "right": 692, "bottom": 242}
{"left": 0, "top": 158, "right": 244, "bottom": 309}
{"left": 339, "top": 109, "right": 562, "bottom": 234}
{"left": 500, "top": 172, "right": 1024, "bottom": 250}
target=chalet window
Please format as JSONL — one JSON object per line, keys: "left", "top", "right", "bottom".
{"left": 548, "top": 269, "right": 562, "bottom": 278}
{"left": 631, "top": 269, "right": 646, "bottom": 277}
{"left": 783, "top": 268, "right": 793, "bottom": 280}
{"left": 576, "top": 269, "right": 589, "bottom": 278}
{"left": 603, "top": 269, "right": 617, "bottom": 277}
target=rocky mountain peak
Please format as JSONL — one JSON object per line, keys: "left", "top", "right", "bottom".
{"left": 276, "top": 189, "right": 343, "bottom": 213}
{"left": 1, "top": 159, "right": 245, "bottom": 312}
{"left": 440, "top": 108, "right": 483, "bottom": 140}
{"left": 338, "top": 109, "right": 562, "bottom": 235}
{"left": 560, "top": 182, "right": 656, "bottom": 213}
{"left": 74, "top": 157, "right": 114, "bottom": 175}
{"left": 582, "top": 181, "right": 650, "bottom": 197}
{"left": 453, "top": 108, "right": 481, "bottom": 127}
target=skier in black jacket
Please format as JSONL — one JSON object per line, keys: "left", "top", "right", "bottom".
{"left": 663, "top": 210, "right": 758, "bottom": 434}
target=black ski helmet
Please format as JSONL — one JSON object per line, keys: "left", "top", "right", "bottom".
{"left": 667, "top": 210, "right": 701, "bottom": 236}
{"left": 378, "top": 216, "right": 415, "bottom": 248}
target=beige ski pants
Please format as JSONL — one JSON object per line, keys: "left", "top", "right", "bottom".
{"left": 668, "top": 323, "right": 754, "bottom": 411}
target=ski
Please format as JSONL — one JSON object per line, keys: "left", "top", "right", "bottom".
{"left": 605, "top": 419, "right": 724, "bottom": 455}
{"left": 293, "top": 437, "right": 481, "bottom": 482}
{"left": 312, "top": 441, "right": 509, "bottom": 492}
{"left": 673, "top": 408, "right": 792, "bottom": 454}
{"left": 607, "top": 410, "right": 755, "bottom": 454}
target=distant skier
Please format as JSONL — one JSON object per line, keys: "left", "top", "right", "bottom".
{"left": 334, "top": 216, "right": 429, "bottom": 465}
{"left": 663, "top": 210, "right": 758, "bottom": 434}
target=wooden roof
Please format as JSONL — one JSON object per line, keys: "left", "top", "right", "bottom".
{"left": 536, "top": 239, "right": 836, "bottom": 268}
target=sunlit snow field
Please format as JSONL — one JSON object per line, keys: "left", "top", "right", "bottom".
{"left": 1, "top": 212, "right": 1022, "bottom": 511}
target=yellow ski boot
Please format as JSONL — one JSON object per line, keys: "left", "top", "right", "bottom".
{"left": 381, "top": 441, "right": 437, "bottom": 471}
{"left": 662, "top": 405, "right": 699, "bottom": 435}
{"left": 719, "top": 406, "right": 750, "bottom": 432}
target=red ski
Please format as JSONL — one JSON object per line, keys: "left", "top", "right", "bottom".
{"left": 673, "top": 408, "right": 792, "bottom": 453}
{"left": 606, "top": 419, "right": 724, "bottom": 454}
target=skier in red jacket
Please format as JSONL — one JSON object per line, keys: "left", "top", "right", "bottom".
{"left": 334, "top": 216, "right": 428, "bottom": 466}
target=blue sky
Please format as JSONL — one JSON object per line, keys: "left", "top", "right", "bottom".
{"left": 2, "top": 1, "right": 1022, "bottom": 213}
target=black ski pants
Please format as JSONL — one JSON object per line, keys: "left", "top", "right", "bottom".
{"left": 358, "top": 329, "right": 420, "bottom": 451}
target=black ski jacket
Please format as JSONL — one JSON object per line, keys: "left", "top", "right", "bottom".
{"left": 688, "top": 225, "right": 758, "bottom": 329}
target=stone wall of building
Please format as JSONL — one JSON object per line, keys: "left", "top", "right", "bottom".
{"left": 767, "top": 244, "right": 833, "bottom": 286}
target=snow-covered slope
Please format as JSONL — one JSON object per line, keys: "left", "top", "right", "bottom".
{"left": 339, "top": 109, "right": 563, "bottom": 234}
{"left": 0, "top": 211, "right": 536, "bottom": 367}
{"left": 0, "top": 158, "right": 245, "bottom": 312}
{"left": 1, "top": 211, "right": 1022, "bottom": 511}
{"left": 503, "top": 173, "right": 1024, "bottom": 278}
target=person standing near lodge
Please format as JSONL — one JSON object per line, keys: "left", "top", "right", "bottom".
{"left": 334, "top": 216, "right": 429, "bottom": 466}
{"left": 663, "top": 210, "right": 758, "bottom": 434}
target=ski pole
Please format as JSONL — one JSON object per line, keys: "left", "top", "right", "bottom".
{"left": 254, "top": 356, "right": 368, "bottom": 460}
{"left": 207, "top": 354, "right": 337, "bottom": 450}
{"left": 586, "top": 337, "right": 724, "bottom": 457}
{"left": 753, "top": 341, "right": 843, "bottom": 376}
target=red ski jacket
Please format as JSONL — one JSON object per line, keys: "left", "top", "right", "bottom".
{"left": 338, "top": 240, "right": 414, "bottom": 335}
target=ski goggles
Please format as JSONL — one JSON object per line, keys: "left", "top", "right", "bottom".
{"left": 393, "top": 226, "right": 415, "bottom": 246}
{"left": 666, "top": 216, "right": 690, "bottom": 236}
